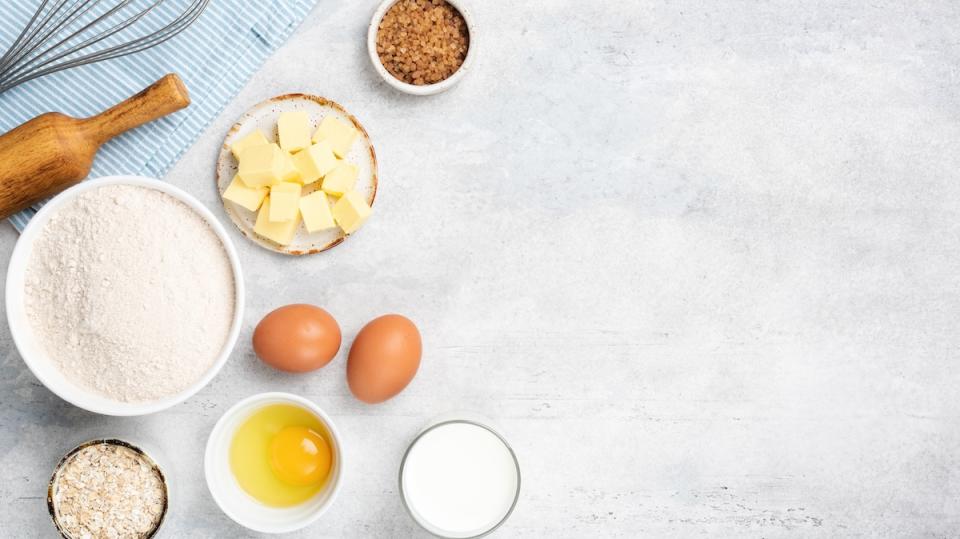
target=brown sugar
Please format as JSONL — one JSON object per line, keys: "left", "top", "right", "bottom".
{"left": 376, "top": 0, "right": 470, "bottom": 86}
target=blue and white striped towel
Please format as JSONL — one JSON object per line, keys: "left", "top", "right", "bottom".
{"left": 0, "top": 0, "right": 318, "bottom": 232}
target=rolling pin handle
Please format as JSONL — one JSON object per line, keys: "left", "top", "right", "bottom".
{"left": 86, "top": 74, "right": 191, "bottom": 144}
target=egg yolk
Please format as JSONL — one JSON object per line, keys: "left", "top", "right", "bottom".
{"left": 269, "top": 426, "right": 332, "bottom": 486}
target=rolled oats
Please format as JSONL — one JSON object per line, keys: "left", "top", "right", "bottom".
{"left": 50, "top": 442, "right": 166, "bottom": 539}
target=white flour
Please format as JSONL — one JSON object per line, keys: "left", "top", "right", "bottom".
{"left": 24, "top": 184, "right": 235, "bottom": 403}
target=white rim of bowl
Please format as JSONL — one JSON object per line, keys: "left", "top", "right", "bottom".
{"left": 203, "top": 392, "right": 346, "bottom": 534}
{"left": 367, "top": 0, "right": 476, "bottom": 95}
{"left": 4, "top": 176, "right": 245, "bottom": 416}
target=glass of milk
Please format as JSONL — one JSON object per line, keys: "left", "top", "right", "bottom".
{"left": 399, "top": 415, "right": 521, "bottom": 538}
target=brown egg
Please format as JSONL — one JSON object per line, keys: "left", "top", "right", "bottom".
{"left": 253, "top": 304, "right": 341, "bottom": 373}
{"left": 347, "top": 314, "right": 422, "bottom": 403}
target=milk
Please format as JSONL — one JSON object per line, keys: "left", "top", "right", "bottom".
{"left": 401, "top": 421, "right": 520, "bottom": 538}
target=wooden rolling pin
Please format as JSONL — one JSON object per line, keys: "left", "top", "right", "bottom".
{"left": 0, "top": 73, "right": 190, "bottom": 220}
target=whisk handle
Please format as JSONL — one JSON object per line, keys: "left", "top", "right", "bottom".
{"left": 84, "top": 74, "right": 191, "bottom": 144}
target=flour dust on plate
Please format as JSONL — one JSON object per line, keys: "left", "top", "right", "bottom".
{"left": 23, "top": 183, "right": 236, "bottom": 403}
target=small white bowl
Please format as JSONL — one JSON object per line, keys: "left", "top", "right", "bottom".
{"left": 5, "top": 175, "right": 245, "bottom": 416}
{"left": 204, "top": 392, "right": 345, "bottom": 534}
{"left": 367, "top": 0, "right": 476, "bottom": 95}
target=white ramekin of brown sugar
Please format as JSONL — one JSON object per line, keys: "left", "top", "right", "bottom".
{"left": 368, "top": 0, "right": 476, "bottom": 95}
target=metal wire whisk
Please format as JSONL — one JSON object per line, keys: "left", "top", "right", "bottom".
{"left": 0, "top": 0, "right": 210, "bottom": 94}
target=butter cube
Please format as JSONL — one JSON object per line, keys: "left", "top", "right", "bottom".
{"left": 331, "top": 191, "right": 372, "bottom": 234}
{"left": 299, "top": 191, "right": 337, "bottom": 232}
{"left": 321, "top": 162, "right": 358, "bottom": 197}
{"left": 269, "top": 182, "right": 301, "bottom": 222}
{"left": 222, "top": 174, "right": 268, "bottom": 212}
{"left": 280, "top": 152, "right": 302, "bottom": 183}
{"left": 277, "top": 111, "right": 311, "bottom": 153}
{"left": 231, "top": 130, "right": 269, "bottom": 160}
{"left": 312, "top": 116, "right": 358, "bottom": 158}
{"left": 255, "top": 196, "right": 301, "bottom": 245}
{"left": 238, "top": 144, "right": 285, "bottom": 187}
{"left": 292, "top": 141, "right": 338, "bottom": 185}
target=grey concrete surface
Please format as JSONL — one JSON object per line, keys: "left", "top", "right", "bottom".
{"left": 3, "top": 1, "right": 960, "bottom": 537}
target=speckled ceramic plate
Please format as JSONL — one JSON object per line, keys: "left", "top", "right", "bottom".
{"left": 216, "top": 94, "right": 378, "bottom": 255}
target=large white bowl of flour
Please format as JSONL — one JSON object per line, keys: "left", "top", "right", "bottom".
{"left": 6, "top": 176, "right": 244, "bottom": 416}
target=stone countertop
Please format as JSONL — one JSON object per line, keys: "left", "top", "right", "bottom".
{"left": 2, "top": 1, "right": 960, "bottom": 537}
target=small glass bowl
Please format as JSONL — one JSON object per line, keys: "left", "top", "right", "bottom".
{"left": 399, "top": 414, "right": 521, "bottom": 538}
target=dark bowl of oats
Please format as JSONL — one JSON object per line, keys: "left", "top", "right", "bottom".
{"left": 368, "top": 0, "right": 475, "bottom": 95}
{"left": 48, "top": 439, "right": 169, "bottom": 539}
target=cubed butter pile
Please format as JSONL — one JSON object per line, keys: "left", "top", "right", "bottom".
{"left": 223, "top": 113, "right": 372, "bottom": 246}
